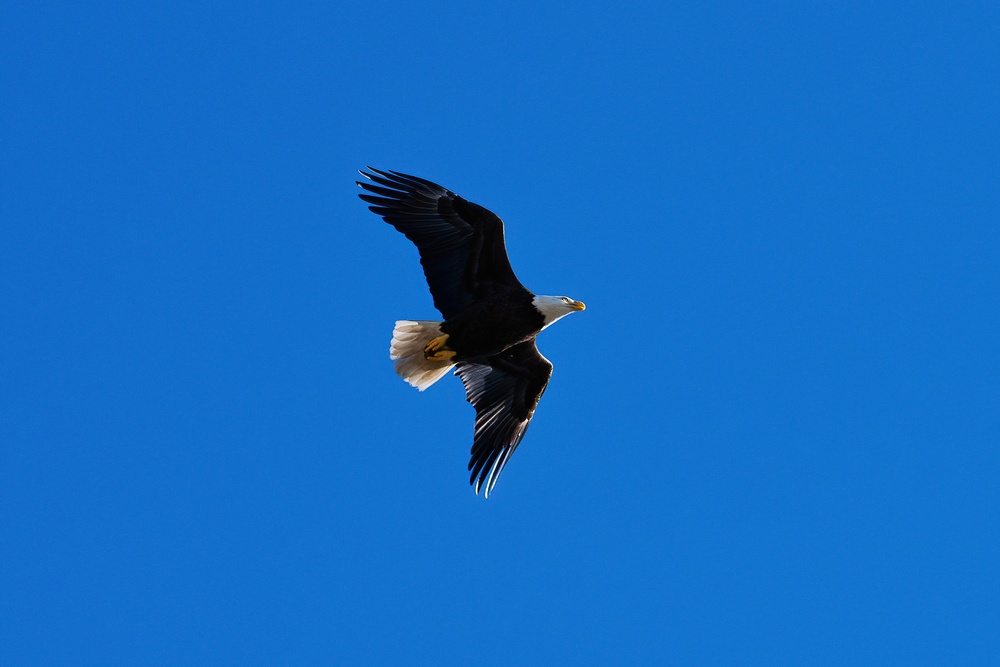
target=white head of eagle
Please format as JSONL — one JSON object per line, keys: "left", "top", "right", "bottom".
{"left": 532, "top": 295, "right": 587, "bottom": 330}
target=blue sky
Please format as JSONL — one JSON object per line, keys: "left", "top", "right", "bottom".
{"left": 3, "top": 1, "right": 999, "bottom": 664}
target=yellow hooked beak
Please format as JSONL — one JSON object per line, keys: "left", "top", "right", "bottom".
{"left": 571, "top": 300, "right": 586, "bottom": 311}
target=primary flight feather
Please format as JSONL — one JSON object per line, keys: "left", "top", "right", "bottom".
{"left": 358, "top": 168, "right": 585, "bottom": 497}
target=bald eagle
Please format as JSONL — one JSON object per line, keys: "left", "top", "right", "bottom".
{"left": 357, "top": 168, "right": 586, "bottom": 497}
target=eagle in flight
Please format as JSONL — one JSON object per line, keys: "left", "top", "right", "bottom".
{"left": 358, "top": 168, "right": 585, "bottom": 497}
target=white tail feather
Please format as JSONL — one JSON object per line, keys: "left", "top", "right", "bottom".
{"left": 390, "top": 320, "right": 455, "bottom": 391}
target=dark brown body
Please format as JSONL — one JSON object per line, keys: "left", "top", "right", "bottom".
{"left": 441, "top": 286, "right": 544, "bottom": 361}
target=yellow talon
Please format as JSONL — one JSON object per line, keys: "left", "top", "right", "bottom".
{"left": 424, "top": 334, "right": 453, "bottom": 360}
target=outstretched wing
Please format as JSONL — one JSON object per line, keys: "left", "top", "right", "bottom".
{"left": 454, "top": 340, "right": 553, "bottom": 497}
{"left": 358, "top": 168, "right": 524, "bottom": 320}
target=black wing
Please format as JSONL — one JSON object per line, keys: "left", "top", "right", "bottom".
{"left": 455, "top": 340, "right": 553, "bottom": 497}
{"left": 358, "top": 168, "right": 524, "bottom": 320}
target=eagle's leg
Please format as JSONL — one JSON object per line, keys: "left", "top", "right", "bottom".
{"left": 424, "top": 334, "right": 456, "bottom": 361}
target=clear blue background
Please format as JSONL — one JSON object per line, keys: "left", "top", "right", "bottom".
{"left": 3, "top": 1, "right": 998, "bottom": 664}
